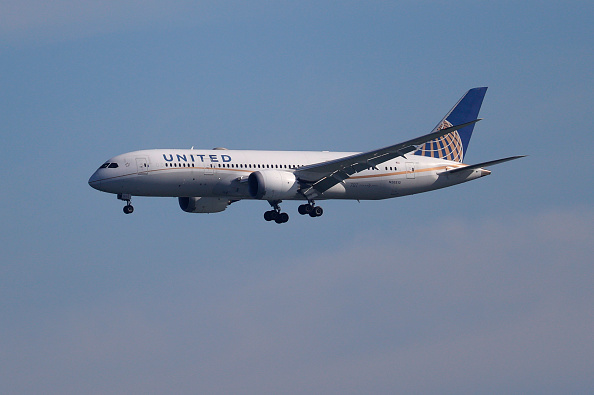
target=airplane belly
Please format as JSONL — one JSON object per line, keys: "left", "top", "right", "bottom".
{"left": 393, "top": 171, "right": 442, "bottom": 196}
{"left": 322, "top": 179, "right": 392, "bottom": 200}
{"left": 123, "top": 170, "right": 209, "bottom": 197}
{"left": 317, "top": 183, "right": 348, "bottom": 199}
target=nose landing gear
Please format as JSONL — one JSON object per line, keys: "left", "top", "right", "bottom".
{"left": 118, "top": 193, "right": 134, "bottom": 214}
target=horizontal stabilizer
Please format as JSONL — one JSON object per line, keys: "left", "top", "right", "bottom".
{"left": 446, "top": 155, "right": 526, "bottom": 174}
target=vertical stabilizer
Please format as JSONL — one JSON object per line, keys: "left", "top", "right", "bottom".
{"left": 415, "top": 87, "right": 487, "bottom": 162}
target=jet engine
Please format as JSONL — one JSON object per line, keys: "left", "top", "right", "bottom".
{"left": 248, "top": 170, "right": 300, "bottom": 200}
{"left": 178, "top": 197, "right": 230, "bottom": 213}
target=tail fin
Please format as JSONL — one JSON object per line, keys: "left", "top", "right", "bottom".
{"left": 415, "top": 87, "right": 487, "bottom": 162}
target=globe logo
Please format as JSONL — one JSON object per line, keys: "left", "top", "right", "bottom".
{"left": 414, "top": 120, "right": 464, "bottom": 162}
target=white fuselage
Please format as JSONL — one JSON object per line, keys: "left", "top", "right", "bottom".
{"left": 88, "top": 148, "right": 488, "bottom": 201}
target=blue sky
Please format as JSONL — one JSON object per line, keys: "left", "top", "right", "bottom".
{"left": 1, "top": 1, "right": 593, "bottom": 394}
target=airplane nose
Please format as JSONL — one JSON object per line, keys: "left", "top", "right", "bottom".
{"left": 88, "top": 171, "right": 102, "bottom": 190}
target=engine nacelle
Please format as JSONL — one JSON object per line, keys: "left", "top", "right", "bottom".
{"left": 178, "top": 197, "right": 230, "bottom": 213}
{"left": 248, "top": 170, "right": 300, "bottom": 200}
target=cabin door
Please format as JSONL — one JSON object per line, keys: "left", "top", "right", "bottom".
{"left": 405, "top": 162, "right": 416, "bottom": 179}
{"left": 136, "top": 157, "right": 149, "bottom": 175}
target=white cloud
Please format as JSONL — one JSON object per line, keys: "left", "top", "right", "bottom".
{"left": 1, "top": 207, "right": 593, "bottom": 394}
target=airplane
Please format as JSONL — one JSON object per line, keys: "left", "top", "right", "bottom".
{"left": 88, "top": 87, "right": 523, "bottom": 223}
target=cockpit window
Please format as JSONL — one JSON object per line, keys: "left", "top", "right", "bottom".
{"left": 108, "top": 163, "right": 119, "bottom": 168}
{"left": 99, "top": 163, "right": 109, "bottom": 169}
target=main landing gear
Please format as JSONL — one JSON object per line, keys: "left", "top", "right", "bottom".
{"left": 118, "top": 193, "right": 134, "bottom": 214}
{"left": 264, "top": 200, "right": 289, "bottom": 224}
{"left": 263, "top": 200, "right": 324, "bottom": 223}
{"left": 298, "top": 202, "right": 323, "bottom": 218}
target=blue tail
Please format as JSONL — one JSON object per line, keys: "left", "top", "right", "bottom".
{"left": 415, "top": 87, "right": 487, "bottom": 162}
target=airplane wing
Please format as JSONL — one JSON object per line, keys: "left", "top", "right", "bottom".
{"left": 295, "top": 119, "right": 481, "bottom": 198}
{"left": 445, "top": 155, "right": 526, "bottom": 174}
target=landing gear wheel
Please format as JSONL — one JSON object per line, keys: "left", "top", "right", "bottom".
{"left": 264, "top": 210, "right": 278, "bottom": 221}
{"left": 299, "top": 202, "right": 323, "bottom": 218}
{"left": 298, "top": 204, "right": 313, "bottom": 215}
{"left": 264, "top": 200, "right": 289, "bottom": 223}
{"left": 309, "top": 206, "right": 323, "bottom": 217}
{"left": 275, "top": 212, "right": 289, "bottom": 224}
{"left": 118, "top": 194, "right": 134, "bottom": 215}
